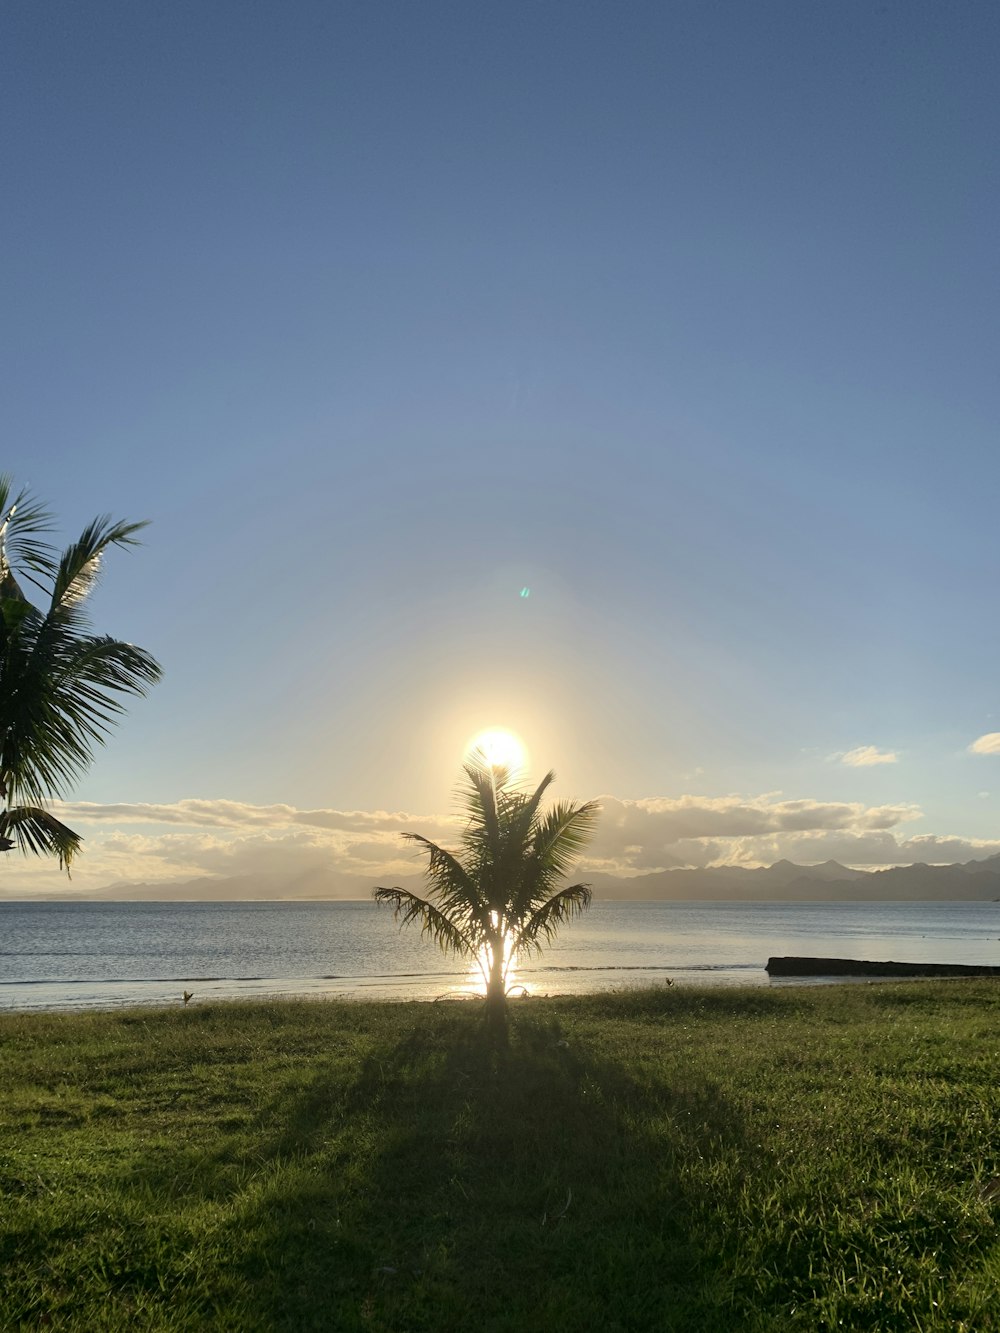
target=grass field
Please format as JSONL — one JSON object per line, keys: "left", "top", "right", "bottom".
{"left": 2, "top": 982, "right": 1000, "bottom": 1331}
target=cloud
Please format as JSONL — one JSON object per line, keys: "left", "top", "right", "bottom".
{"left": 3, "top": 788, "right": 994, "bottom": 897}
{"left": 969, "top": 733, "right": 1000, "bottom": 756}
{"left": 580, "top": 793, "right": 922, "bottom": 874}
{"left": 1, "top": 799, "right": 456, "bottom": 897}
{"left": 837, "top": 746, "right": 899, "bottom": 767}
{"left": 55, "top": 798, "right": 451, "bottom": 834}
{"left": 691, "top": 830, "right": 1000, "bottom": 871}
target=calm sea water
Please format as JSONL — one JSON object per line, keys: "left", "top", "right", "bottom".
{"left": 1, "top": 899, "right": 998, "bottom": 1012}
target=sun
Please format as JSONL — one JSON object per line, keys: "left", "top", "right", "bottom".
{"left": 465, "top": 727, "right": 528, "bottom": 775}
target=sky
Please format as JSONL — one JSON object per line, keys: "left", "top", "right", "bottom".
{"left": 4, "top": 0, "right": 1000, "bottom": 895}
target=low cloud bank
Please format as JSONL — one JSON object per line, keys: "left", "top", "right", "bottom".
{"left": 2, "top": 791, "right": 996, "bottom": 897}
{"left": 581, "top": 795, "right": 1000, "bottom": 873}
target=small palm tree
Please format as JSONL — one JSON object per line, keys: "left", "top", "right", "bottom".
{"left": 375, "top": 755, "right": 599, "bottom": 1037}
{"left": 0, "top": 476, "right": 161, "bottom": 871}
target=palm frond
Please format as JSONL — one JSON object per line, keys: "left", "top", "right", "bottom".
{"left": 460, "top": 753, "right": 504, "bottom": 857}
{"left": 532, "top": 799, "right": 601, "bottom": 876}
{"left": 55, "top": 633, "right": 162, "bottom": 698}
{"left": 487, "top": 770, "right": 557, "bottom": 909}
{"left": 0, "top": 477, "right": 56, "bottom": 584}
{"left": 400, "top": 832, "right": 477, "bottom": 894}
{"left": 500, "top": 798, "right": 600, "bottom": 921}
{"left": 400, "top": 832, "right": 489, "bottom": 926}
{"left": 0, "top": 804, "right": 82, "bottom": 872}
{"left": 1, "top": 626, "right": 162, "bottom": 804}
{"left": 460, "top": 756, "right": 554, "bottom": 918}
{"left": 508, "top": 883, "right": 593, "bottom": 959}
{"left": 50, "top": 517, "right": 149, "bottom": 611}
{"left": 373, "top": 885, "right": 477, "bottom": 959}
{"left": 519, "top": 770, "right": 557, "bottom": 830}
{"left": 0, "top": 482, "right": 159, "bottom": 874}
{"left": 0, "top": 587, "right": 33, "bottom": 636}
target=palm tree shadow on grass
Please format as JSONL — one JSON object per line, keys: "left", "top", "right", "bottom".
{"left": 231, "top": 1011, "right": 763, "bottom": 1333}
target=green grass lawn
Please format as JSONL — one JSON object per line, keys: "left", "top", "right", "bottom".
{"left": 2, "top": 982, "right": 1000, "bottom": 1331}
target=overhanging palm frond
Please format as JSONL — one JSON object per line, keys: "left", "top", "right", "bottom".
{"left": 0, "top": 477, "right": 56, "bottom": 589}
{"left": 0, "top": 588, "right": 33, "bottom": 638}
{"left": 0, "top": 805, "right": 82, "bottom": 871}
{"left": 1, "top": 630, "right": 162, "bottom": 805}
{"left": 55, "top": 634, "right": 162, "bottom": 702}
{"left": 0, "top": 479, "right": 160, "bottom": 875}
{"left": 50, "top": 517, "right": 149, "bottom": 611}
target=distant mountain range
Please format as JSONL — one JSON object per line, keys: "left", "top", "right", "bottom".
{"left": 17, "top": 853, "right": 1000, "bottom": 902}
{"left": 584, "top": 855, "right": 1000, "bottom": 901}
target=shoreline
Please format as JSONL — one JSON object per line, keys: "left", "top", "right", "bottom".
{"left": 0, "top": 965, "right": 970, "bottom": 1016}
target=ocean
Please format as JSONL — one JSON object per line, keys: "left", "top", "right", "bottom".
{"left": 1, "top": 899, "right": 998, "bottom": 1012}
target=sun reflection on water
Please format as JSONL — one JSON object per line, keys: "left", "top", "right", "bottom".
{"left": 464, "top": 929, "right": 524, "bottom": 997}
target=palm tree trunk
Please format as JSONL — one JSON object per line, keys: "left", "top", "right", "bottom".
{"left": 485, "top": 942, "right": 508, "bottom": 1045}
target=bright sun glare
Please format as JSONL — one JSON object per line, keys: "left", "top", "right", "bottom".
{"left": 465, "top": 727, "right": 528, "bottom": 776}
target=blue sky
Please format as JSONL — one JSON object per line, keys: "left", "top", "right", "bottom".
{"left": 4, "top": 0, "right": 1000, "bottom": 893}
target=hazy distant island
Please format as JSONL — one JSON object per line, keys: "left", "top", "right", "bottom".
{"left": 18, "top": 852, "right": 1000, "bottom": 903}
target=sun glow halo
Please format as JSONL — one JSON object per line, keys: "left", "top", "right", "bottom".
{"left": 465, "top": 727, "right": 528, "bottom": 776}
